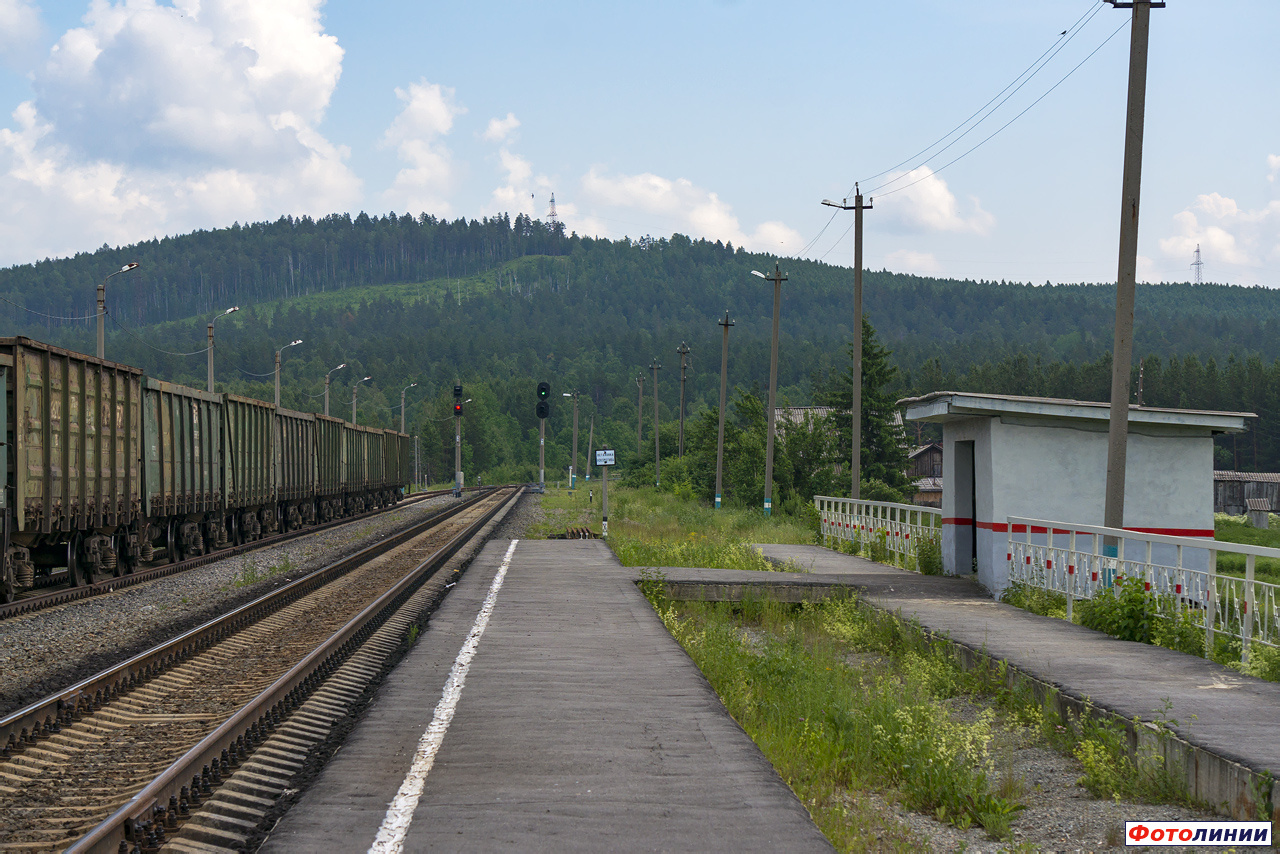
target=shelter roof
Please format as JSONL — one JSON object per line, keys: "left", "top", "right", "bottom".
{"left": 898, "top": 391, "right": 1251, "bottom": 436}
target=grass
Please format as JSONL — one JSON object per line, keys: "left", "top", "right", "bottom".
{"left": 604, "top": 486, "right": 812, "bottom": 571}
{"left": 233, "top": 552, "right": 295, "bottom": 588}
{"left": 1214, "top": 514, "right": 1280, "bottom": 583}
{"left": 638, "top": 581, "right": 1203, "bottom": 850}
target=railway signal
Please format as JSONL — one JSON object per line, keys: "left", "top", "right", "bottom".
{"left": 536, "top": 381, "right": 549, "bottom": 489}
{"left": 454, "top": 384, "right": 465, "bottom": 497}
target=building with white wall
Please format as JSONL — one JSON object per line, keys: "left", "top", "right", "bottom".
{"left": 899, "top": 392, "right": 1251, "bottom": 596}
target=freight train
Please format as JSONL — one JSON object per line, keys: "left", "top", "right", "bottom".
{"left": 0, "top": 337, "right": 413, "bottom": 603}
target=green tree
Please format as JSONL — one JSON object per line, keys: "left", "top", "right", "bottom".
{"left": 817, "top": 317, "right": 910, "bottom": 491}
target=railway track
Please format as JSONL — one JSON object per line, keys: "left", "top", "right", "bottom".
{"left": 0, "top": 486, "right": 521, "bottom": 853}
{"left": 0, "top": 487, "right": 475, "bottom": 622}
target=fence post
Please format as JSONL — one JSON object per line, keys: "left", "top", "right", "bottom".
{"left": 1067, "top": 529, "right": 1076, "bottom": 621}
{"left": 1206, "top": 548, "right": 1217, "bottom": 659}
{"left": 1244, "top": 553, "right": 1256, "bottom": 666}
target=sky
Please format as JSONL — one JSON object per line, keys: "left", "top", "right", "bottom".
{"left": 0, "top": 0, "right": 1276, "bottom": 287}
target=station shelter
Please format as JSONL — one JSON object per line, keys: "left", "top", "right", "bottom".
{"left": 899, "top": 392, "right": 1251, "bottom": 596}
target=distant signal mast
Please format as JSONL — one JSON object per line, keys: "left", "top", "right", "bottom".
{"left": 1191, "top": 243, "right": 1204, "bottom": 284}
{"left": 547, "top": 192, "right": 559, "bottom": 226}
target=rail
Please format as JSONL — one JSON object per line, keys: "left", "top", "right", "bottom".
{"left": 66, "top": 486, "right": 521, "bottom": 854}
{"left": 815, "top": 496, "right": 941, "bottom": 569}
{"left": 1007, "top": 516, "right": 1280, "bottom": 663}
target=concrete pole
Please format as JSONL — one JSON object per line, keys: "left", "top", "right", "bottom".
{"left": 1104, "top": 0, "right": 1158, "bottom": 534}
{"left": 538, "top": 416, "right": 546, "bottom": 488}
{"left": 636, "top": 375, "right": 645, "bottom": 458}
{"left": 822, "top": 190, "right": 872, "bottom": 499}
{"left": 569, "top": 392, "right": 579, "bottom": 487}
{"left": 207, "top": 323, "right": 215, "bottom": 393}
{"left": 351, "top": 376, "right": 370, "bottom": 424}
{"left": 324, "top": 376, "right": 332, "bottom": 416}
{"left": 715, "top": 311, "right": 734, "bottom": 509}
{"left": 274, "top": 350, "right": 282, "bottom": 407}
{"left": 585, "top": 414, "right": 595, "bottom": 482}
{"left": 96, "top": 279, "right": 106, "bottom": 359}
{"left": 456, "top": 411, "right": 463, "bottom": 495}
{"left": 676, "top": 341, "right": 690, "bottom": 456}
{"left": 651, "top": 359, "right": 662, "bottom": 487}
{"left": 401, "top": 389, "right": 408, "bottom": 433}
{"left": 96, "top": 262, "right": 138, "bottom": 360}
{"left": 757, "top": 262, "right": 786, "bottom": 517}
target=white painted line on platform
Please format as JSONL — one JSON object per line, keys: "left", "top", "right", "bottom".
{"left": 368, "top": 539, "right": 519, "bottom": 854}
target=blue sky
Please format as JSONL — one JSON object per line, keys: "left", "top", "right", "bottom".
{"left": 0, "top": 1, "right": 1276, "bottom": 287}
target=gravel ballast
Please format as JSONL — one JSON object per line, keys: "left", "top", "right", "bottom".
{"left": 0, "top": 495, "right": 462, "bottom": 717}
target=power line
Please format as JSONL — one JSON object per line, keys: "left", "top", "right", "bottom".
{"left": 870, "top": 16, "right": 1130, "bottom": 200}
{"left": 105, "top": 309, "right": 211, "bottom": 357}
{"left": 855, "top": 1, "right": 1106, "bottom": 195}
{"left": 0, "top": 294, "right": 93, "bottom": 322}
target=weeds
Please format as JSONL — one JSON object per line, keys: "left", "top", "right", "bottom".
{"left": 233, "top": 552, "right": 295, "bottom": 588}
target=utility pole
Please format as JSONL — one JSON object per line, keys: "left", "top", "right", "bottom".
{"left": 636, "top": 374, "right": 645, "bottom": 458}
{"left": 1103, "top": 0, "right": 1162, "bottom": 535}
{"left": 676, "top": 341, "right": 691, "bottom": 456}
{"left": 414, "top": 435, "right": 421, "bottom": 492}
{"left": 715, "top": 311, "right": 734, "bottom": 509}
{"left": 752, "top": 262, "right": 786, "bottom": 516}
{"left": 585, "top": 414, "right": 595, "bottom": 482}
{"left": 650, "top": 359, "right": 662, "bottom": 487}
{"left": 823, "top": 186, "right": 873, "bottom": 499}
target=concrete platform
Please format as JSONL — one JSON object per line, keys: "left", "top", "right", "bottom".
{"left": 732, "top": 545, "right": 1280, "bottom": 812}
{"left": 259, "top": 540, "right": 833, "bottom": 853}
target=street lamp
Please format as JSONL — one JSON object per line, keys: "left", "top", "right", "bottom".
{"left": 96, "top": 262, "right": 140, "bottom": 359}
{"left": 323, "top": 363, "right": 347, "bottom": 416}
{"left": 274, "top": 339, "right": 303, "bottom": 408}
{"left": 351, "top": 375, "right": 372, "bottom": 424}
{"left": 399, "top": 382, "right": 418, "bottom": 433}
{"left": 563, "top": 391, "right": 579, "bottom": 487}
{"left": 206, "top": 306, "right": 239, "bottom": 393}
{"left": 752, "top": 263, "right": 787, "bottom": 517}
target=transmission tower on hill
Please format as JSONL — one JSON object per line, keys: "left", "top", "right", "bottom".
{"left": 547, "top": 193, "right": 559, "bottom": 226}
{"left": 1191, "top": 243, "right": 1204, "bottom": 284}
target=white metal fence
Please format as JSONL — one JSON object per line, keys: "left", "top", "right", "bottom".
{"left": 815, "top": 496, "right": 942, "bottom": 569}
{"left": 1007, "top": 517, "right": 1280, "bottom": 662}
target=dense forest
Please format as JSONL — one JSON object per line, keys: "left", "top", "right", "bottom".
{"left": 2, "top": 211, "right": 1279, "bottom": 501}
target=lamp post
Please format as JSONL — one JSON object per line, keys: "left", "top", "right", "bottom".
{"left": 563, "top": 391, "right": 579, "bottom": 487}
{"left": 323, "top": 363, "right": 347, "bottom": 416}
{"left": 206, "top": 306, "right": 239, "bottom": 393}
{"left": 636, "top": 374, "right": 645, "bottom": 458}
{"left": 752, "top": 263, "right": 786, "bottom": 517}
{"left": 96, "top": 262, "right": 140, "bottom": 359}
{"left": 715, "top": 311, "right": 734, "bottom": 509}
{"left": 399, "top": 382, "right": 418, "bottom": 433}
{"left": 650, "top": 359, "right": 662, "bottom": 487}
{"left": 351, "top": 376, "right": 372, "bottom": 423}
{"left": 274, "top": 339, "right": 303, "bottom": 408}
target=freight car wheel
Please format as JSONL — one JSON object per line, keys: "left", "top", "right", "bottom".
{"left": 167, "top": 519, "right": 181, "bottom": 564}
{"left": 67, "top": 534, "right": 87, "bottom": 587}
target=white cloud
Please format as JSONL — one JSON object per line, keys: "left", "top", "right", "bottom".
{"left": 884, "top": 249, "right": 942, "bottom": 275}
{"left": 380, "top": 79, "right": 465, "bottom": 216}
{"left": 482, "top": 112, "right": 519, "bottom": 143}
{"left": 1158, "top": 177, "right": 1280, "bottom": 277}
{"left": 0, "top": 0, "right": 358, "bottom": 266}
{"left": 0, "top": 0, "right": 40, "bottom": 69}
{"left": 877, "top": 166, "right": 995, "bottom": 236}
{"left": 1268, "top": 154, "right": 1280, "bottom": 183}
{"left": 579, "top": 167, "right": 802, "bottom": 252}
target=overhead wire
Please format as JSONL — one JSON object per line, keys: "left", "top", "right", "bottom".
{"left": 871, "top": 16, "right": 1130, "bottom": 201}
{"left": 854, "top": 1, "right": 1106, "bottom": 196}
{"left": 0, "top": 293, "right": 96, "bottom": 321}
{"left": 105, "top": 309, "right": 211, "bottom": 357}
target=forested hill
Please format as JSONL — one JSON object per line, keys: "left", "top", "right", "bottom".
{"left": 4, "top": 210, "right": 1280, "bottom": 478}
{"left": 5, "top": 211, "right": 1280, "bottom": 370}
